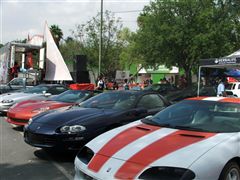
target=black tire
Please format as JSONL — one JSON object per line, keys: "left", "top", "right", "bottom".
{"left": 219, "top": 161, "right": 240, "bottom": 180}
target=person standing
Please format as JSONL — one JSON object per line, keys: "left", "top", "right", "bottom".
{"left": 217, "top": 78, "right": 226, "bottom": 97}
{"left": 123, "top": 79, "right": 129, "bottom": 90}
{"left": 96, "top": 77, "right": 105, "bottom": 91}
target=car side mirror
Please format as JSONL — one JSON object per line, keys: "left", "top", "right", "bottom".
{"left": 44, "top": 93, "right": 52, "bottom": 97}
{"left": 145, "top": 115, "right": 153, "bottom": 119}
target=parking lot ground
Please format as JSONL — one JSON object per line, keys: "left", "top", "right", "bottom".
{"left": 0, "top": 116, "right": 75, "bottom": 180}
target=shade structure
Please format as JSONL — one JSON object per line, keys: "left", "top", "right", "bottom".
{"left": 44, "top": 23, "right": 72, "bottom": 81}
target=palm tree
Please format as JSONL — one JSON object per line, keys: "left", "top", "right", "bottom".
{"left": 50, "top": 24, "right": 63, "bottom": 48}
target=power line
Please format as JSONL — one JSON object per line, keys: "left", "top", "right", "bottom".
{"left": 113, "top": 10, "right": 143, "bottom": 13}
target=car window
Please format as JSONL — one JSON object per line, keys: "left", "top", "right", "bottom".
{"left": 51, "top": 90, "right": 90, "bottom": 103}
{"left": 238, "top": 84, "right": 240, "bottom": 89}
{"left": 24, "top": 86, "right": 48, "bottom": 94}
{"left": 80, "top": 92, "right": 137, "bottom": 110}
{"left": 9, "top": 78, "right": 24, "bottom": 86}
{"left": 149, "top": 100, "right": 240, "bottom": 133}
{"left": 47, "top": 86, "right": 67, "bottom": 95}
{"left": 137, "top": 94, "right": 164, "bottom": 109}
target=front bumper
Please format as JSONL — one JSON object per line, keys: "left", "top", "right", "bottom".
{"left": 74, "top": 157, "right": 98, "bottom": 180}
{"left": 7, "top": 111, "right": 31, "bottom": 126}
{"left": 7, "top": 117, "right": 29, "bottom": 126}
{"left": 24, "top": 129, "right": 87, "bottom": 150}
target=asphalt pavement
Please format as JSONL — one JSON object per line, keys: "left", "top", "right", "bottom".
{"left": 0, "top": 116, "right": 75, "bottom": 180}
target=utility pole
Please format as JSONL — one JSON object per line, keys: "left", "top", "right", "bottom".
{"left": 99, "top": 0, "right": 103, "bottom": 76}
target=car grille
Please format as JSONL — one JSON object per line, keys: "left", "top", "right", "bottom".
{"left": 25, "top": 131, "right": 56, "bottom": 146}
{"left": 10, "top": 117, "right": 28, "bottom": 123}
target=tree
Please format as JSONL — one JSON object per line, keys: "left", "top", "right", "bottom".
{"left": 135, "top": 0, "right": 240, "bottom": 85}
{"left": 50, "top": 24, "right": 63, "bottom": 48}
{"left": 71, "top": 10, "right": 123, "bottom": 80}
{"left": 118, "top": 28, "right": 145, "bottom": 75}
{"left": 0, "top": 44, "right": 3, "bottom": 48}
{"left": 59, "top": 37, "right": 83, "bottom": 66}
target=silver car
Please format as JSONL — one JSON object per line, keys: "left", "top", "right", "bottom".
{"left": 0, "top": 84, "right": 68, "bottom": 113}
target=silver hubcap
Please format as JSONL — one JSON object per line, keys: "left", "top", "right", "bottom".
{"left": 227, "top": 168, "right": 240, "bottom": 180}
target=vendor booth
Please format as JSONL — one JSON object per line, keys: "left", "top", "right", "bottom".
{"left": 198, "top": 54, "right": 240, "bottom": 96}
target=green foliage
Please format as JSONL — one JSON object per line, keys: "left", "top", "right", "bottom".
{"left": 118, "top": 28, "right": 145, "bottom": 72}
{"left": 71, "top": 10, "right": 124, "bottom": 79}
{"left": 0, "top": 44, "right": 3, "bottom": 48}
{"left": 59, "top": 37, "right": 83, "bottom": 65}
{"left": 50, "top": 24, "right": 63, "bottom": 48}
{"left": 135, "top": 0, "right": 240, "bottom": 84}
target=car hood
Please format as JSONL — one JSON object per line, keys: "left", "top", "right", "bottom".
{"left": 0, "top": 92, "right": 44, "bottom": 102}
{"left": 86, "top": 122, "right": 235, "bottom": 168}
{"left": 13, "top": 100, "right": 72, "bottom": 111}
{"left": 32, "top": 107, "right": 118, "bottom": 126}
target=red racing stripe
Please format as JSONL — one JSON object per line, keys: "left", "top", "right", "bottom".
{"left": 88, "top": 123, "right": 160, "bottom": 172}
{"left": 115, "top": 130, "right": 216, "bottom": 179}
{"left": 187, "top": 97, "right": 207, "bottom": 100}
{"left": 219, "top": 98, "right": 240, "bottom": 104}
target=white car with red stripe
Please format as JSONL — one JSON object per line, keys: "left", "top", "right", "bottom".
{"left": 74, "top": 97, "right": 240, "bottom": 180}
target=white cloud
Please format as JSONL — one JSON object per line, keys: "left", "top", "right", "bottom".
{"left": 0, "top": 0, "right": 150, "bottom": 44}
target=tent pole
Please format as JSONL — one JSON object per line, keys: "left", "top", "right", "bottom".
{"left": 197, "top": 66, "right": 202, "bottom": 96}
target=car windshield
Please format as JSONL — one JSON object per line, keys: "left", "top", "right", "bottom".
{"left": 144, "top": 84, "right": 171, "bottom": 91}
{"left": 142, "top": 100, "right": 240, "bottom": 133}
{"left": 79, "top": 92, "right": 137, "bottom": 110}
{"left": 24, "top": 85, "right": 49, "bottom": 94}
{"left": 50, "top": 90, "right": 90, "bottom": 103}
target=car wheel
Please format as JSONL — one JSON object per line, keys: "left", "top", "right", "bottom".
{"left": 219, "top": 161, "right": 240, "bottom": 180}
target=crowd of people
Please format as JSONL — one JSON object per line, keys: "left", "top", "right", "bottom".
{"left": 95, "top": 74, "right": 231, "bottom": 98}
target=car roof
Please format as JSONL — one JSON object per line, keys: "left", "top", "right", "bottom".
{"left": 106, "top": 90, "right": 159, "bottom": 95}
{"left": 37, "top": 84, "right": 66, "bottom": 87}
{"left": 187, "top": 97, "right": 240, "bottom": 104}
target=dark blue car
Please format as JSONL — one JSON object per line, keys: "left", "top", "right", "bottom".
{"left": 24, "top": 90, "right": 170, "bottom": 150}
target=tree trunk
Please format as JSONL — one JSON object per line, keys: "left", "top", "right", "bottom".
{"left": 184, "top": 67, "right": 192, "bottom": 87}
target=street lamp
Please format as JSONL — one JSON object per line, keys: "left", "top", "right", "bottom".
{"left": 99, "top": 0, "right": 103, "bottom": 76}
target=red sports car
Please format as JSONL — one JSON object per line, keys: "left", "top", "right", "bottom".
{"left": 7, "top": 90, "right": 98, "bottom": 126}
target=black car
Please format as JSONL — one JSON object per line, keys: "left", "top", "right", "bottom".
{"left": 165, "top": 85, "right": 217, "bottom": 103}
{"left": 24, "top": 91, "right": 170, "bottom": 150}
{"left": 144, "top": 83, "right": 178, "bottom": 95}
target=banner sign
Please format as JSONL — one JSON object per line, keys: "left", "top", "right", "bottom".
{"left": 115, "top": 70, "right": 130, "bottom": 80}
{"left": 0, "top": 45, "right": 10, "bottom": 83}
{"left": 200, "top": 58, "right": 240, "bottom": 66}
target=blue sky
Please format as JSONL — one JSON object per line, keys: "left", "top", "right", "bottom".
{"left": 0, "top": 0, "right": 150, "bottom": 44}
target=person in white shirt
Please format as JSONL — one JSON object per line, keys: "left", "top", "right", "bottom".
{"left": 217, "top": 78, "right": 226, "bottom": 97}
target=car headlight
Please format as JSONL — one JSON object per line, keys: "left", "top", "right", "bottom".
{"left": 138, "top": 167, "right": 195, "bottom": 180}
{"left": 60, "top": 125, "right": 86, "bottom": 134}
{"left": 2, "top": 99, "right": 14, "bottom": 103}
{"left": 28, "top": 118, "right": 33, "bottom": 125}
{"left": 32, "top": 107, "right": 50, "bottom": 113}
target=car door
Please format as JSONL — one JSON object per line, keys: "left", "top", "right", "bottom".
{"left": 136, "top": 93, "right": 166, "bottom": 117}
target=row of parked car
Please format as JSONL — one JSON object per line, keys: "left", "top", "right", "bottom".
{"left": 2, "top": 82, "right": 240, "bottom": 180}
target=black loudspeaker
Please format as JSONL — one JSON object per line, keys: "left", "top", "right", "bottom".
{"left": 72, "top": 55, "right": 90, "bottom": 83}
{"left": 76, "top": 71, "right": 90, "bottom": 83}
{"left": 75, "top": 55, "right": 87, "bottom": 71}
{"left": 70, "top": 72, "right": 77, "bottom": 82}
